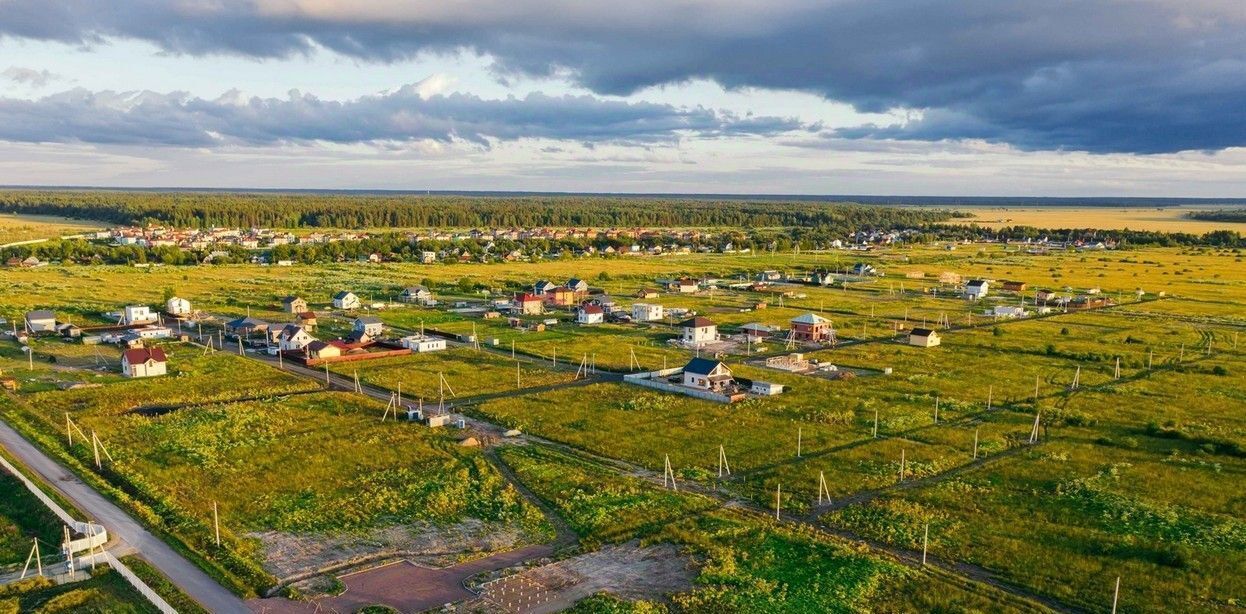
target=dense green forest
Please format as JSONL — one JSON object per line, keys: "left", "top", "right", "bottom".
{"left": 1187, "top": 209, "right": 1246, "bottom": 223}
{"left": 0, "top": 190, "right": 963, "bottom": 229}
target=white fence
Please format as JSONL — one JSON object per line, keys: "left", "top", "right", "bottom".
{"left": 0, "top": 452, "right": 177, "bottom": 612}
{"left": 623, "top": 368, "right": 735, "bottom": 404}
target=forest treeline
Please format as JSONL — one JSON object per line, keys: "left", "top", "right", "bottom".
{"left": 1186, "top": 209, "right": 1246, "bottom": 223}
{"left": 0, "top": 190, "right": 964, "bottom": 230}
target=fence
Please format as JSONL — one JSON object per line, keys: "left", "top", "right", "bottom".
{"left": 623, "top": 368, "right": 736, "bottom": 404}
{"left": 0, "top": 452, "right": 177, "bottom": 613}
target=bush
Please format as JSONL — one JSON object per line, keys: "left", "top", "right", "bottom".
{"left": 1212, "top": 365, "right": 1228, "bottom": 376}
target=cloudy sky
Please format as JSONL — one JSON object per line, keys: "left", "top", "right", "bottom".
{"left": 1, "top": 0, "right": 1245, "bottom": 195}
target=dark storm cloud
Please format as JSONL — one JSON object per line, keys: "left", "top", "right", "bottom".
{"left": 1, "top": 1, "right": 1243, "bottom": 153}
{"left": 0, "top": 85, "right": 805, "bottom": 147}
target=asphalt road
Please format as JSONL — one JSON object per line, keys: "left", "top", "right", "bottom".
{"left": 0, "top": 418, "right": 249, "bottom": 613}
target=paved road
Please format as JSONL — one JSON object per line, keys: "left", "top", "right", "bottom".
{"left": 0, "top": 418, "right": 249, "bottom": 614}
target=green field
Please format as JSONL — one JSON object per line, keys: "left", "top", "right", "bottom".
{"left": 1, "top": 241, "right": 1243, "bottom": 611}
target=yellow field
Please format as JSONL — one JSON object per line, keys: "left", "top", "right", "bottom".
{"left": 0, "top": 213, "right": 104, "bottom": 246}
{"left": 955, "top": 206, "right": 1245, "bottom": 233}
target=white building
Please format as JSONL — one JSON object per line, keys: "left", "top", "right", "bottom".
{"left": 400, "top": 335, "right": 447, "bottom": 352}
{"left": 165, "top": 297, "right": 192, "bottom": 316}
{"left": 278, "top": 325, "right": 316, "bottom": 351}
{"left": 577, "top": 304, "right": 605, "bottom": 325}
{"left": 750, "top": 381, "right": 785, "bottom": 396}
{"left": 333, "top": 291, "right": 361, "bottom": 310}
{"left": 121, "top": 347, "right": 167, "bottom": 378}
{"left": 135, "top": 325, "right": 173, "bottom": 340}
{"left": 682, "top": 358, "right": 734, "bottom": 392}
{"left": 990, "top": 305, "right": 1028, "bottom": 319}
{"left": 964, "top": 280, "right": 990, "bottom": 301}
{"left": 632, "top": 303, "right": 664, "bottom": 322}
{"left": 353, "top": 316, "right": 384, "bottom": 337}
{"left": 679, "top": 316, "right": 718, "bottom": 347}
{"left": 123, "top": 305, "right": 158, "bottom": 326}
{"left": 908, "top": 328, "right": 942, "bottom": 347}
{"left": 24, "top": 310, "right": 56, "bottom": 333}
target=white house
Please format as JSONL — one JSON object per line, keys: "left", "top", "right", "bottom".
{"left": 135, "top": 325, "right": 173, "bottom": 340}
{"left": 990, "top": 306, "right": 1028, "bottom": 319}
{"left": 24, "top": 310, "right": 56, "bottom": 333}
{"left": 576, "top": 304, "right": 605, "bottom": 325}
{"left": 353, "top": 315, "right": 384, "bottom": 337}
{"left": 333, "top": 291, "right": 361, "bottom": 310}
{"left": 679, "top": 316, "right": 718, "bottom": 347}
{"left": 278, "top": 325, "right": 316, "bottom": 351}
{"left": 400, "top": 335, "right": 447, "bottom": 352}
{"left": 682, "top": 358, "right": 734, "bottom": 392}
{"left": 121, "top": 347, "right": 167, "bottom": 378}
{"left": 165, "top": 297, "right": 192, "bottom": 316}
{"left": 566, "top": 278, "right": 589, "bottom": 294}
{"left": 750, "top": 381, "right": 785, "bottom": 396}
{"left": 123, "top": 305, "right": 158, "bottom": 326}
{"left": 908, "top": 328, "right": 941, "bottom": 347}
{"left": 964, "top": 280, "right": 989, "bottom": 301}
{"left": 400, "top": 286, "right": 434, "bottom": 305}
{"left": 632, "top": 303, "right": 664, "bottom": 322}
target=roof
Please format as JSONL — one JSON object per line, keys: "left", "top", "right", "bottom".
{"left": 517, "top": 293, "right": 542, "bottom": 302}
{"left": 684, "top": 357, "right": 728, "bottom": 376}
{"left": 741, "top": 322, "right": 776, "bottom": 331}
{"left": 355, "top": 315, "right": 383, "bottom": 325}
{"left": 227, "top": 316, "right": 268, "bottom": 329}
{"left": 679, "top": 316, "right": 716, "bottom": 328}
{"left": 790, "top": 313, "right": 830, "bottom": 325}
{"left": 910, "top": 328, "right": 937, "bottom": 337}
{"left": 550, "top": 286, "right": 573, "bottom": 293}
{"left": 333, "top": 291, "right": 355, "bottom": 299}
{"left": 579, "top": 304, "right": 604, "bottom": 314}
{"left": 281, "top": 296, "right": 303, "bottom": 304}
{"left": 403, "top": 285, "right": 429, "bottom": 294}
{"left": 297, "top": 311, "right": 317, "bottom": 320}
{"left": 281, "top": 324, "right": 306, "bottom": 337}
{"left": 567, "top": 278, "right": 585, "bottom": 286}
{"left": 25, "top": 310, "right": 54, "bottom": 321}
{"left": 123, "top": 347, "right": 167, "bottom": 364}
{"left": 967, "top": 279, "right": 988, "bottom": 287}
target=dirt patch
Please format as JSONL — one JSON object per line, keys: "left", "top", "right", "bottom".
{"left": 474, "top": 542, "right": 697, "bottom": 613}
{"left": 251, "top": 518, "right": 532, "bottom": 582}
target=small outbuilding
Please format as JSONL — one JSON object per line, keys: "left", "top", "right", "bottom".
{"left": 908, "top": 328, "right": 941, "bottom": 348}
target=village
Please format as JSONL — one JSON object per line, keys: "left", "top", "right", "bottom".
{"left": 0, "top": 237, "right": 1239, "bottom": 614}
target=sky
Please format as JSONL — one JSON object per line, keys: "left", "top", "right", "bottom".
{"left": 1, "top": 1, "right": 1245, "bottom": 196}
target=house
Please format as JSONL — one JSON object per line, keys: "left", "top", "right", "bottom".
{"left": 671, "top": 278, "right": 699, "bottom": 293}
{"left": 296, "top": 311, "right": 318, "bottom": 330}
{"left": 739, "top": 322, "right": 777, "bottom": 340}
{"left": 24, "top": 310, "right": 56, "bottom": 333}
{"left": 908, "top": 328, "right": 941, "bottom": 347}
{"left": 278, "top": 325, "right": 316, "bottom": 351}
{"left": 682, "top": 358, "right": 734, "bottom": 392}
{"left": 344, "top": 331, "right": 373, "bottom": 345}
{"left": 631, "top": 303, "right": 664, "bottom": 322}
{"left": 332, "top": 291, "right": 361, "bottom": 310}
{"left": 533, "top": 280, "right": 557, "bottom": 295}
{"left": 400, "top": 335, "right": 447, "bottom": 352}
{"left": 225, "top": 316, "right": 268, "bottom": 337}
{"left": 1035, "top": 289, "right": 1058, "bottom": 303}
{"left": 57, "top": 323, "right": 82, "bottom": 338}
{"left": 165, "top": 297, "right": 192, "bottom": 316}
{"left": 634, "top": 288, "right": 659, "bottom": 299}
{"left": 964, "top": 280, "right": 989, "bottom": 300}
{"left": 750, "top": 381, "right": 785, "bottom": 396}
{"left": 305, "top": 340, "right": 342, "bottom": 360}
{"left": 121, "top": 347, "right": 167, "bottom": 378}
{"left": 852, "top": 262, "right": 878, "bottom": 276}
{"left": 545, "top": 286, "right": 576, "bottom": 307}
{"left": 282, "top": 296, "right": 308, "bottom": 314}
{"left": 757, "top": 270, "right": 781, "bottom": 282}
{"left": 515, "top": 293, "right": 544, "bottom": 315}
{"left": 400, "top": 286, "right": 434, "bottom": 305}
{"left": 123, "top": 305, "right": 158, "bottom": 326}
{"left": 353, "top": 315, "right": 384, "bottom": 337}
{"left": 566, "top": 278, "right": 589, "bottom": 295}
{"left": 576, "top": 304, "right": 605, "bottom": 325}
{"left": 1002, "top": 280, "right": 1027, "bottom": 292}
{"left": 420, "top": 251, "right": 437, "bottom": 264}
{"left": 1068, "top": 296, "right": 1110, "bottom": 311}
{"left": 679, "top": 316, "right": 718, "bottom": 347}
{"left": 790, "top": 313, "right": 833, "bottom": 343}
{"left": 990, "top": 306, "right": 1028, "bottom": 319}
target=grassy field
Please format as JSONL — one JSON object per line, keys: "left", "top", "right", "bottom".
{"left": 955, "top": 205, "right": 1246, "bottom": 233}
{"left": 328, "top": 347, "right": 575, "bottom": 398}
{"left": 0, "top": 463, "right": 65, "bottom": 568}
{"left": 1, "top": 242, "right": 1243, "bottom": 610}
{"left": 0, "top": 213, "right": 102, "bottom": 246}
{"left": 0, "top": 570, "right": 156, "bottom": 613}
